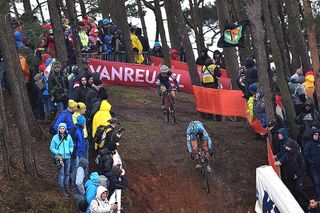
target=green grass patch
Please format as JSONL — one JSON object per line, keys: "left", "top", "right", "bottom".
{"left": 109, "top": 88, "right": 150, "bottom": 103}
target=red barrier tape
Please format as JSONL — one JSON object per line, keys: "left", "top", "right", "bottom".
{"left": 267, "top": 137, "right": 280, "bottom": 176}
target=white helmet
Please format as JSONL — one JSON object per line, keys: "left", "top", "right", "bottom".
{"left": 160, "top": 65, "right": 169, "bottom": 73}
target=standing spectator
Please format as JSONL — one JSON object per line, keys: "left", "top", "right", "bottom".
{"left": 303, "top": 71, "right": 318, "bottom": 110}
{"left": 105, "top": 165, "right": 128, "bottom": 199}
{"left": 75, "top": 158, "right": 89, "bottom": 195}
{"left": 41, "top": 58, "right": 53, "bottom": 122}
{"left": 170, "top": 49, "right": 179, "bottom": 61}
{"left": 68, "top": 65, "right": 80, "bottom": 98}
{"left": 94, "top": 118, "right": 122, "bottom": 151}
{"left": 89, "top": 186, "right": 118, "bottom": 213}
{"left": 71, "top": 76, "right": 89, "bottom": 103}
{"left": 150, "top": 41, "right": 164, "bottom": 58}
{"left": 275, "top": 139, "right": 309, "bottom": 208}
{"left": 288, "top": 73, "right": 307, "bottom": 115}
{"left": 78, "top": 22, "right": 89, "bottom": 52}
{"left": 135, "top": 27, "right": 149, "bottom": 52}
{"left": 179, "top": 47, "right": 187, "bottom": 62}
{"left": 50, "top": 123, "right": 74, "bottom": 195}
{"left": 71, "top": 115, "right": 87, "bottom": 185}
{"left": 304, "top": 130, "right": 320, "bottom": 200}
{"left": 273, "top": 128, "right": 290, "bottom": 161}
{"left": 85, "top": 72, "right": 94, "bottom": 88}
{"left": 85, "top": 78, "right": 103, "bottom": 111}
{"left": 97, "top": 143, "right": 117, "bottom": 175}
{"left": 212, "top": 50, "right": 226, "bottom": 69}
{"left": 244, "top": 58, "right": 258, "bottom": 92}
{"left": 92, "top": 100, "right": 112, "bottom": 138}
{"left": 102, "top": 35, "right": 113, "bottom": 60}
{"left": 296, "top": 99, "right": 320, "bottom": 147}
{"left": 130, "top": 27, "right": 144, "bottom": 64}
{"left": 38, "top": 53, "right": 51, "bottom": 73}
{"left": 48, "top": 60, "right": 69, "bottom": 112}
{"left": 196, "top": 48, "right": 211, "bottom": 66}
{"left": 88, "top": 28, "right": 103, "bottom": 54}
{"left": 54, "top": 99, "right": 77, "bottom": 133}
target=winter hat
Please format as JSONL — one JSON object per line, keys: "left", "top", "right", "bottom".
{"left": 76, "top": 115, "right": 86, "bottom": 126}
{"left": 171, "top": 49, "right": 178, "bottom": 55}
{"left": 51, "top": 60, "right": 62, "bottom": 70}
{"left": 305, "top": 71, "right": 315, "bottom": 77}
{"left": 68, "top": 99, "right": 78, "bottom": 109}
{"left": 98, "top": 175, "right": 108, "bottom": 188}
{"left": 245, "top": 58, "right": 255, "bottom": 68}
{"left": 108, "top": 117, "right": 120, "bottom": 124}
{"left": 98, "top": 87, "right": 108, "bottom": 100}
{"left": 112, "top": 165, "right": 122, "bottom": 177}
{"left": 77, "top": 102, "right": 86, "bottom": 110}
{"left": 249, "top": 83, "right": 257, "bottom": 93}
{"left": 42, "top": 53, "right": 51, "bottom": 62}
{"left": 103, "top": 18, "right": 110, "bottom": 26}
{"left": 78, "top": 158, "right": 88, "bottom": 169}
{"left": 154, "top": 41, "right": 161, "bottom": 47}
{"left": 285, "top": 139, "right": 297, "bottom": 150}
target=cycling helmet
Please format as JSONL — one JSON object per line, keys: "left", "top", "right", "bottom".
{"left": 160, "top": 65, "right": 169, "bottom": 74}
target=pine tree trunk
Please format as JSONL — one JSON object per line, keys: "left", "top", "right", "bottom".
{"left": 216, "top": 0, "right": 239, "bottom": 88}
{"left": 98, "top": 0, "right": 110, "bottom": 18}
{"left": 285, "top": 0, "right": 311, "bottom": 71}
{"left": 66, "top": 0, "right": 84, "bottom": 75}
{"left": 47, "top": 0, "right": 68, "bottom": 67}
{"left": 0, "top": 8, "right": 38, "bottom": 177}
{"left": 154, "top": 0, "right": 170, "bottom": 66}
{"left": 11, "top": 0, "right": 20, "bottom": 18}
{"left": 164, "top": 0, "right": 200, "bottom": 84}
{"left": 262, "top": 0, "right": 298, "bottom": 138}
{"left": 164, "top": 0, "right": 181, "bottom": 50}
{"left": 23, "top": 0, "right": 32, "bottom": 12}
{"left": 188, "top": 0, "right": 205, "bottom": 54}
{"left": 245, "top": 0, "right": 275, "bottom": 126}
{"left": 110, "top": 0, "right": 134, "bottom": 63}
{"left": 136, "top": 0, "right": 149, "bottom": 40}
{"left": 303, "top": 0, "right": 320, "bottom": 111}
{"left": 78, "top": 0, "right": 87, "bottom": 19}
{"left": 0, "top": 87, "right": 14, "bottom": 178}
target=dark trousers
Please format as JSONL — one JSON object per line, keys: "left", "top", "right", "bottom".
{"left": 310, "top": 167, "right": 320, "bottom": 200}
{"left": 286, "top": 176, "right": 309, "bottom": 208}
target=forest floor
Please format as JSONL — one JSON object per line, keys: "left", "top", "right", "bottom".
{"left": 0, "top": 85, "right": 268, "bottom": 213}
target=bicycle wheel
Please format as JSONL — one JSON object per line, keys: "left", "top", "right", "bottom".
{"left": 203, "top": 165, "right": 210, "bottom": 193}
{"left": 170, "top": 109, "right": 176, "bottom": 125}
{"left": 162, "top": 109, "right": 169, "bottom": 123}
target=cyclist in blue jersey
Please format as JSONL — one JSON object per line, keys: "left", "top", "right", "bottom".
{"left": 157, "top": 65, "right": 180, "bottom": 109}
{"left": 186, "top": 121, "right": 213, "bottom": 172}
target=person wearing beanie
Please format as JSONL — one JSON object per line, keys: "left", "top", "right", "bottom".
{"left": 85, "top": 172, "right": 100, "bottom": 207}
{"left": 196, "top": 48, "right": 211, "bottom": 66}
{"left": 88, "top": 27, "right": 102, "bottom": 54}
{"left": 304, "top": 130, "right": 320, "bottom": 200}
{"left": 289, "top": 73, "right": 307, "bottom": 115}
{"left": 170, "top": 49, "right": 179, "bottom": 61}
{"left": 53, "top": 99, "right": 77, "bottom": 134}
{"left": 72, "top": 102, "right": 87, "bottom": 124}
{"left": 48, "top": 59, "right": 69, "bottom": 113}
{"left": 70, "top": 114, "right": 86, "bottom": 187}
{"left": 94, "top": 118, "right": 122, "bottom": 151}
{"left": 275, "top": 139, "right": 309, "bottom": 208}
{"left": 212, "top": 50, "right": 226, "bottom": 69}
{"left": 150, "top": 41, "right": 164, "bottom": 58}
{"left": 105, "top": 165, "right": 128, "bottom": 199}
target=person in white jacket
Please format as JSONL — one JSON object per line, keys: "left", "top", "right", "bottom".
{"left": 89, "top": 186, "right": 117, "bottom": 213}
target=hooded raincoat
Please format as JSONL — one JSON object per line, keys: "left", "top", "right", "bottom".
{"left": 92, "top": 100, "right": 112, "bottom": 138}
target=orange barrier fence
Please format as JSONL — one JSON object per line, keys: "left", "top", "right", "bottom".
{"left": 193, "top": 85, "right": 247, "bottom": 117}
{"left": 267, "top": 137, "right": 280, "bottom": 176}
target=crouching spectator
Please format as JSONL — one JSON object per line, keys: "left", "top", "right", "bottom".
{"left": 106, "top": 165, "right": 128, "bottom": 199}
{"left": 274, "top": 139, "right": 309, "bottom": 209}
{"left": 89, "top": 186, "right": 118, "bottom": 213}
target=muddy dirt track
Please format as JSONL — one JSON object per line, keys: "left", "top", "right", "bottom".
{"left": 107, "top": 86, "right": 267, "bottom": 213}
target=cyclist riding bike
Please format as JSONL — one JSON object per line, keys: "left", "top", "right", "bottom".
{"left": 186, "top": 121, "right": 213, "bottom": 173}
{"left": 157, "top": 65, "right": 180, "bottom": 110}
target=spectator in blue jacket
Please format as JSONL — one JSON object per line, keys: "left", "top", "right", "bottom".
{"left": 71, "top": 115, "right": 87, "bottom": 186}
{"left": 54, "top": 99, "right": 78, "bottom": 133}
{"left": 85, "top": 172, "right": 108, "bottom": 212}
{"left": 304, "top": 129, "right": 320, "bottom": 200}
{"left": 102, "top": 35, "right": 112, "bottom": 60}
{"left": 50, "top": 123, "right": 74, "bottom": 194}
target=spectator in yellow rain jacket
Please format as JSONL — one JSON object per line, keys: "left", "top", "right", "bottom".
{"left": 92, "top": 100, "right": 112, "bottom": 138}
{"left": 303, "top": 71, "right": 316, "bottom": 108}
{"left": 130, "top": 27, "right": 144, "bottom": 64}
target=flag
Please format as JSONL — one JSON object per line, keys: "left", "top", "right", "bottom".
{"left": 217, "top": 19, "right": 249, "bottom": 48}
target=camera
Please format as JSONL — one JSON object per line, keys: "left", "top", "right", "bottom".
{"left": 118, "top": 127, "right": 125, "bottom": 134}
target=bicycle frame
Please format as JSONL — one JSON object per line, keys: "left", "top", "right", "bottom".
{"left": 161, "top": 88, "right": 176, "bottom": 124}
{"left": 196, "top": 137, "right": 210, "bottom": 193}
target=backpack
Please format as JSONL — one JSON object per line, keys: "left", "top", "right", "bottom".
{"left": 49, "top": 111, "right": 69, "bottom": 135}
{"left": 93, "top": 125, "right": 112, "bottom": 150}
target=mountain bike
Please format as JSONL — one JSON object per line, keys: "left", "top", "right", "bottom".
{"left": 196, "top": 136, "right": 210, "bottom": 193}
{"left": 162, "top": 88, "right": 176, "bottom": 125}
